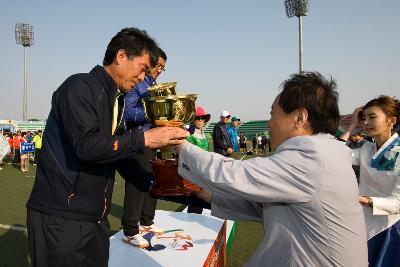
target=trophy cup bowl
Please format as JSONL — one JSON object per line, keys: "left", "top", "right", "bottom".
{"left": 142, "top": 94, "right": 201, "bottom": 196}
{"left": 142, "top": 94, "right": 197, "bottom": 127}
{"left": 147, "top": 82, "right": 177, "bottom": 97}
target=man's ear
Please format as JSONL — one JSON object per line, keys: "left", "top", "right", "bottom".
{"left": 389, "top": 116, "right": 397, "bottom": 129}
{"left": 115, "top": 49, "right": 125, "bottom": 65}
{"left": 294, "top": 108, "right": 308, "bottom": 129}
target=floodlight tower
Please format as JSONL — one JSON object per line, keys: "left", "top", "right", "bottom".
{"left": 15, "top": 23, "right": 34, "bottom": 121}
{"left": 284, "top": 0, "right": 309, "bottom": 73}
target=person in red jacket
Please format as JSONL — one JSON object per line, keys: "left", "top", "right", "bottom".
{"left": 12, "top": 130, "right": 22, "bottom": 166}
{"left": 7, "top": 133, "right": 14, "bottom": 161}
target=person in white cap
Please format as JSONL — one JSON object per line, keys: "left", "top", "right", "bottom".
{"left": 212, "top": 110, "right": 233, "bottom": 156}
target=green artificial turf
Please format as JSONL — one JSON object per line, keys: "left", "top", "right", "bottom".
{"left": 0, "top": 153, "right": 263, "bottom": 266}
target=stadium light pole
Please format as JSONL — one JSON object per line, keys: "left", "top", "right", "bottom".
{"left": 15, "top": 23, "right": 34, "bottom": 121}
{"left": 284, "top": 0, "right": 309, "bottom": 73}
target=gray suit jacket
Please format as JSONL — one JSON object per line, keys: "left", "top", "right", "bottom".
{"left": 178, "top": 134, "right": 368, "bottom": 267}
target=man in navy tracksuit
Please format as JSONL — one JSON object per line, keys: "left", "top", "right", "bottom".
{"left": 26, "top": 27, "right": 188, "bottom": 267}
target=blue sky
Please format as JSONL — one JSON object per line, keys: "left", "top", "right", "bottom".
{"left": 0, "top": 0, "right": 399, "bottom": 122}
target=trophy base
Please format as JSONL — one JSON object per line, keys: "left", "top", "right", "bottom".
{"left": 150, "top": 159, "right": 200, "bottom": 196}
{"left": 157, "top": 150, "right": 175, "bottom": 160}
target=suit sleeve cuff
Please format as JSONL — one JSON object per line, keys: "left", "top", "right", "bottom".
{"left": 132, "top": 130, "right": 145, "bottom": 152}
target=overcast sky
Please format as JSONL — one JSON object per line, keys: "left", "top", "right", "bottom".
{"left": 0, "top": 0, "right": 399, "bottom": 122}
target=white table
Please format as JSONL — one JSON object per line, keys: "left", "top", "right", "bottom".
{"left": 109, "top": 210, "right": 233, "bottom": 267}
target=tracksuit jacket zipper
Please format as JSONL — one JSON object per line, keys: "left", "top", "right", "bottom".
{"left": 97, "top": 99, "right": 125, "bottom": 223}
{"left": 98, "top": 179, "right": 111, "bottom": 223}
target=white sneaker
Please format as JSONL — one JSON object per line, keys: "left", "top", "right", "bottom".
{"left": 139, "top": 224, "right": 165, "bottom": 234}
{"left": 122, "top": 234, "right": 149, "bottom": 248}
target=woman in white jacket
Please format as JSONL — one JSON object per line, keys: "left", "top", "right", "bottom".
{"left": 341, "top": 95, "right": 400, "bottom": 267}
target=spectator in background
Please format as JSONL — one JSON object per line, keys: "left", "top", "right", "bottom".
{"left": 239, "top": 132, "right": 247, "bottom": 155}
{"left": 6, "top": 133, "right": 14, "bottom": 163}
{"left": 186, "top": 106, "right": 211, "bottom": 214}
{"left": 187, "top": 106, "right": 210, "bottom": 151}
{"left": 33, "top": 130, "right": 42, "bottom": 166}
{"left": 12, "top": 130, "right": 22, "bottom": 166}
{"left": 261, "top": 133, "right": 271, "bottom": 154}
{"left": 257, "top": 133, "right": 263, "bottom": 156}
{"left": 227, "top": 116, "right": 240, "bottom": 154}
{"left": 267, "top": 135, "right": 272, "bottom": 152}
{"left": 346, "top": 128, "right": 367, "bottom": 181}
{"left": 212, "top": 110, "right": 233, "bottom": 157}
{"left": 260, "top": 133, "right": 268, "bottom": 156}
{"left": 27, "top": 131, "right": 35, "bottom": 162}
{"left": 0, "top": 130, "right": 11, "bottom": 170}
{"left": 19, "top": 132, "right": 28, "bottom": 172}
{"left": 347, "top": 128, "right": 367, "bottom": 149}
{"left": 27, "top": 131, "right": 33, "bottom": 142}
{"left": 252, "top": 135, "right": 257, "bottom": 155}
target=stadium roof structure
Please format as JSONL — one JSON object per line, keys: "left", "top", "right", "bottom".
{"left": 0, "top": 120, "right": 45, "bottom": 132}
{"left": 204, "top": 120, "right": 269, "bottom": 139}
{"left": 204, "top": 114, "right": 353, "bottom": 139}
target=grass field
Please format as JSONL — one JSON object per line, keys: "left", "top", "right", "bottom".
{"left": 0, "top": 152, "right": 264, "bottom": 267}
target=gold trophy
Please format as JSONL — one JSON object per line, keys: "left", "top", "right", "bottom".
{"left": 142, "top": 82, "right": 200, "bottom": 196}
{"left": 147, "top": 81, "right": 177, "bottom": 97}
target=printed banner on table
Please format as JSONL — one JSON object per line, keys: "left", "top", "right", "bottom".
{"left": 203, "top": 220, "right": 226, "bottom": 267}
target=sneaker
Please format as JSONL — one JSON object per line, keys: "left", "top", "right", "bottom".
{"left": 122, "top": 234, "right": 149, "bottom": 248}
{"left": 139, "top": 224, "right": 165, "bottom": 234}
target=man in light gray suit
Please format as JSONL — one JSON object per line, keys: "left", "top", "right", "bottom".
{"left": 176, "top": 72, "right": 368, "bottom": 266}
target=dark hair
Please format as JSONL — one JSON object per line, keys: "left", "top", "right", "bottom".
{"left": 103, "top": 27, "right": 159, "bottom": 67}
{"left": 362, "top": 95, "right": 400, "bottom": 133}
{"left": 279, "top": 71, "right": 340, "bottom": 135}
{"left": 158, "top": 47, "right": 167, "bottom": 61}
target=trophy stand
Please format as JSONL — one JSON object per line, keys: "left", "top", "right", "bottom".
{"left": 142, "top": 83, "right": 200, "bottom": 196}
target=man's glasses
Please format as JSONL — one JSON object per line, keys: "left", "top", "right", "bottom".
{"left": 155, "top": 64, "right": 166, "bottom": 72}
